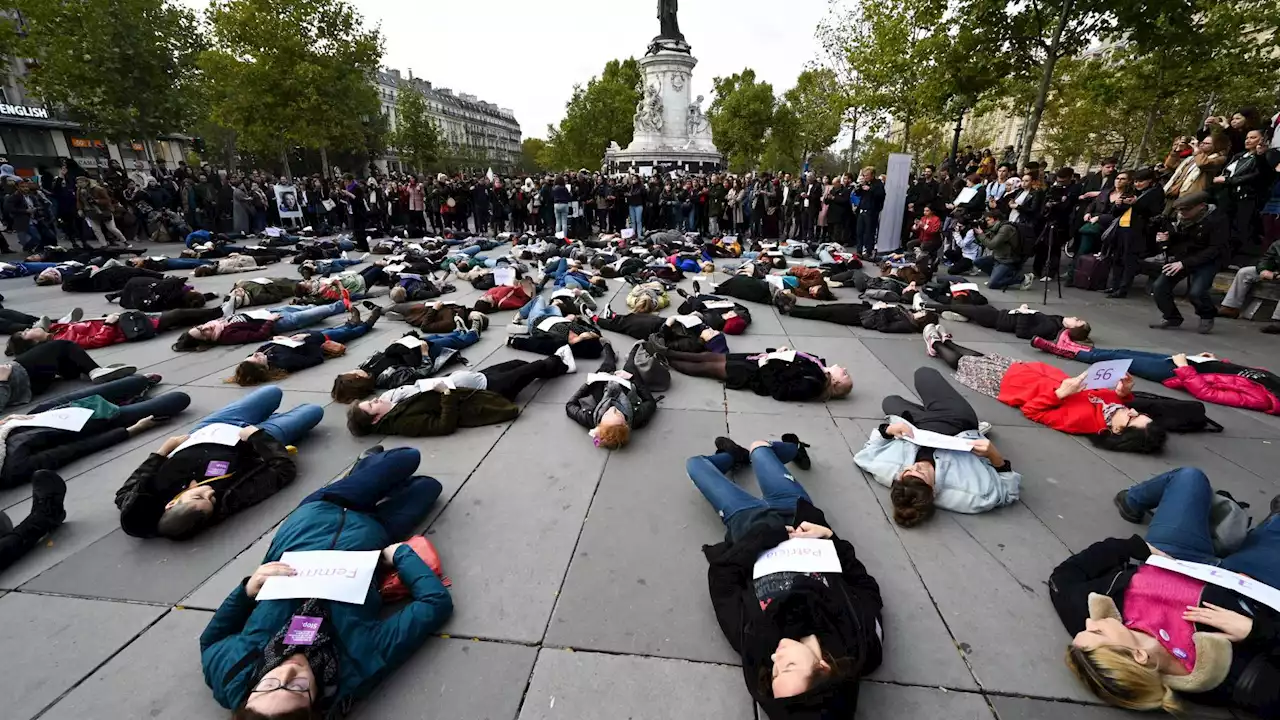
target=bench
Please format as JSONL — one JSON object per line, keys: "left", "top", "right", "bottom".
{"left": 1242, "top": 282, "right": 1280, "bottom": 321}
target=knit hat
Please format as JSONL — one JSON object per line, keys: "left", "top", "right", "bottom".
{"left": 722, "top": 315, "right": 748, "bottom": 335}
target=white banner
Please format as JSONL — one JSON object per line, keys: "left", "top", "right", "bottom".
{"left": 257, "top": 550, "right": 381, "bottom": 605}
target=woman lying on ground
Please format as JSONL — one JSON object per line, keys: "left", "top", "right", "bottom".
{"left": 0, "top": 338, "right": 136, "bottom": 407}
{"left": 40, "top": 263, "right": 163, "bottom": 291}
{"left": 0, "top": 470, "right": 66, "bottom": 573}
{"left": 116, "top": 385, "right": 323, "bottom": 539}
{"left": 7, "top": 307, "right": 224, "bottom": 354}
{"left": 596, "top": 308, "right": 731, "bottom": 354}
{"left": 346, "top": 374, "right": 521, "bottom": 437}
{"left": 224, "top": 277, "right": 303, "bottom": 311}
{"left": 293, "top": 265, "right": 390, "bottom": 305}
{"left": 24, "top": 245, "right": 140, "bottom": 264}
{"left": 386, "top": 273, "right": 452, "bottom": 303}
{"left": 200, "top": 446, "right": 452, "bottom": 716}
{"left": 471, "top": 280, "right": 532, "bottom": 314}
{"left": 934, "top": 302, "right": 1092, "bottom": 344}
{"left": 1052, "top": 466, "right": 1280, "bottom": 717}
{"left": 708, "top": 274, "right": 801, "bottom": 313}
{"left": 509, "top": 295, "right": 606, "bottom": 359}
{"left": 854, "top": 367, "right": 1020, "bottom": 527}
{"left": 381, "top": 299, "right": 489, "bottom": 335}
{"left": 172, "top": 301, "right": 349, "bottom": 352}
{"left": 1032, "top": 340, "right": 1280, "bottom": 415}
{"left": 297, "top": 256, "right": 364, "bottom": 280}
{"left": 779, "top": 298, "right": 938, "bottom": 334}
{"left": 542, "top": 256, "right": 609, "bottom": 294}
{"left": 673, "top": 288, "right": 752, "bottom": 335}
{"left": 566, "top": 342, "right": 658, "bottom": 449}
{"left": 228, "top": 307, "right": 383, "bottom": 386}
{"left": 902, "top": 277, "right": 988, "bottom": 307}
{"left": 126, "top": 255, "right": 214, "bottom": 272}
{"left": 399, "top": 350, "right": 573, "bottom": 406}
{"left": 106, "top": 275, "right": 214, "bottom": 310}
{"left": 188, "top": 253, "right": 282, "bottom": 277}
{"left": 0, "top": 374, "right": 188, "bottom": 489}
{"left": 689, "top": 436, "right": 883, "bottom": 718}
{"left": 923, "top": 323, "right": 1167, "bottom": 453}
{"left": 625, "top": 280, "right": 670, "bottom": 314}
{"left": 660, "top": 345, "right": 852, "bottom": 402}
{"left": 329, "top": 326, "right": 481, "bottom": 403}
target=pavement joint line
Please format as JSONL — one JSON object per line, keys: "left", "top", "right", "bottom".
{"left": 2, "top": 587, "right": 172, "bottom": 606}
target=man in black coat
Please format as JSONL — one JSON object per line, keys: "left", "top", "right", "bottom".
{"left": 1149, "top": 191, "right": 1229, "bottom": 333}
{"left": 827, "top": 175, "right": 852, "bottom": 247}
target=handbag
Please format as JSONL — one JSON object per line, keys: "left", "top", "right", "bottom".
{"left": 626, "top": 339, "right": 671, "bottom": 391}
{"left": 116, "top": 310, "right": 157, "bottom": 341}
{"left": 378, "top": 535, "right": 451, "bottom": 602}
{"left": 1209, "top": 490, "right": 1251, "bottom": 555}
{"left": 1098, "top": 218, "right": 1120, "bottom": 252}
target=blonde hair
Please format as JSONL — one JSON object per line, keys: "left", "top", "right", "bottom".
{"left": 1065, "top": 646, "right": 1182, "bottom": 714}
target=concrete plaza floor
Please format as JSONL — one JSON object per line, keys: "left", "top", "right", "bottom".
{"left": 0, "top": 242, "right": 1272, "bottom": 719}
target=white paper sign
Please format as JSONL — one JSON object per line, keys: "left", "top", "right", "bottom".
{"left": 702, "top": 300, "right": 735, "bottom": 310}
{"left": 587, "top": 372, "right": 634, "bottom": 390}
{"left": 257, "top": 550, "right": 381, "bottom": 605}
{"left": 1083, "top": 359, "right": 1132, "bottom": 389}
{"left": 753, "top": 538, "right": 842, "bottom": 579}
{"left": 537, "top": 316, "right": 570, "bottom": 332}
{"left": 171, "top": 422, "right": 243, "bottom": 455}
{"left": 1147, "top": 555, "right": 1280, "bottom": 613}
{"left": 265, "top": 227, "right": 283, "bottom": 238}
{"left": 692, "top": 274, "right": 709, "bottom": 285}
{"left": 415, "top": 376, "right": 455, "bottom": 391}
{"left": 765, "top": 275, "right": 784, "bottom": 289}
{"left": 955, "top": 186, "right": 979, "bottom": 205}
{"left": 384, "top": 264, "right": 406, "bottom": 274}
{"left": 949, "top": 282, "right": 979, "bottom": 293}
{"left": 249, "top": 277, "right": 274, "bottom": 285}
{"left": 621, "top": 228, "right": 635, "bottom": 239}
{"left": 244, "top": 309, "right": 275, "bottom": 320}
{"left": 671, "top": 314, "right": 703, "bottom": 328}
{"left": 901, "top": 423, "right": 976, "bottom": 452}
{"left": 5, "top": 406, "right": 93, "bottom": 432}
{"left": 269, "top": 336, "right": 304, "bottom": 348}
{"left": 1183, "top": 354, "right": 1214, "bottom": 364}
{"left": 494, "top": 267, "right": 516, "bottom": 286}
{"left": 396, "top": 336, "right": 424, "bottom": 349}
{"left": 759, "top": 349, "right": 797, "bottom": 366}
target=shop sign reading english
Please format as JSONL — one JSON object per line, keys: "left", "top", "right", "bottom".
{"left": 0, "top": 105, "right": 50, "bottom": 119}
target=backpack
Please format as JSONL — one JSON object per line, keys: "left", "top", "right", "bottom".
{"left": 1126, "top": 390, "right": 1224, "bottom": 433}
{"left": 116, "top": 310, "right": 157, "bottom": 341}
{"left": 1209, "top": 489, "right": 1251, "bottom": 555}
{"left": 626, "top": 340, "right": 670, "bottom": 391}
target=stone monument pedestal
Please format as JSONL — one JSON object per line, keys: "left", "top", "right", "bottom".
{"left": 604, "top": 46, "right": 722, "bottom": 175}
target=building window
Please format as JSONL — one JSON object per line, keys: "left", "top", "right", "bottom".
{"left": 0, "top": 127, "right": 55, "bottom": 157}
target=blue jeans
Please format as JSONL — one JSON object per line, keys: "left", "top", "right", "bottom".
{"left": 270, "top": 301, "right": 346, "bottom": 333}
{"left": 16, "top": 261, "right": 57, "bottom": 275}
{"left": 423, "top": 329, "right": 478, "bottom": 359}
{"left": 164, "top": 257, "right": 211, "bottom": 270}
{"left": 686, "top": 207, "right": 697, "bottom": 232}
{"left": 1075, "top": 348, "right": 1175, "bottom": 382}
{"left": 315, "top": 258, "right": 362, "bottom": 275}
{"left": 299, "top": 447, "right": 442, "bottom": 540}
{"left": 988, "top": 261, "right": 1023, "bottom": 290}
{"left": 1152, "top": 262, "right": 1217, "bottom": 322}
{"left": 554, "top": 203, "right": 570, "bottom": 234}
{"left": 520, "top": 296, "right": 561, "bottom": 331}
{"left": 193, "top": 385, "right": 324, "bottom": 445}
{"left": 629, "top": 205, "right": 644, "bottom": 236}
{"left": 1124, "top": 467, "right": 1280, "bottom": 587}
{"left": 686, "top": 442, "right": 810, "bottom": 540}
{"left": 856, "top": 211, "right": 880, "bottom": 254}
{"left": 316, "top": 322, "right": 371, "bottom": 345}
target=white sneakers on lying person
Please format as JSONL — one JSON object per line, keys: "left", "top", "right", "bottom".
{"left": 89, "top": 364, "right": 137, "bottom": 384}
{"left": 555, "top": 344, "right": 577, "bottom": 374}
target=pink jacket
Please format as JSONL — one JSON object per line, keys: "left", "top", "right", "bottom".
{"left": 1163, "top": 365, "right": 1280, "bottom": 414}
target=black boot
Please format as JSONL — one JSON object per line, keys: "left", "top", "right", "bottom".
{"left": 781, "top": 433, "right": 811, "bottom": 470}
{"left": 29, "top": 470, "right": 67, "bottom": 528}
{"left": 714, "top": 437, "right": 750, "bottom": 468}
{"left": 1113, "top": 489, "right": 1144, "bottom": 524}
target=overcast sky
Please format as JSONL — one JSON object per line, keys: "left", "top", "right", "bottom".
{"left": 322, "top": 0, "right": 830, "bottom": 140}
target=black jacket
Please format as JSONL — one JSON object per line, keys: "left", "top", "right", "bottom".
{"left": 994, "top": 310, "right": 1065, "bottom": 340}
{"left": 727, "top": 352, "right": 828, "bottom": 402}
{"left": 62, "top": 266, "right": 163, "bottom": 293}
{"left": 704, "top": 498, "right": 883, "bottom": 719}
{"left": 258, "top": 332, "right": 327, "bottom": 373}
{"left": 1127, "top": 185, "right": 1167, "bottom": 248}
{"left": 859, "top": 305, "right": 918, "bottom": 333}
{"left": 117, "top": 275, "right": 192, "bottom": 311}
{"left": 1222, "top": 151, "right": 1272, "bottom": 202}
{"left": 565, "top": 375, "right": 657, "bottom": 431}
{"left": 1049, "top": 535, "right": 1280, "bottom": 715}
{"left": 853, "top": 180, "right": 885, "bottom": 214}
{"left": 115, "top": 431, "right": 296, "bottom": 537}
{"left": 826, "top": 186, "right": 852, "bottom": 225}
{"left": 1164, "top": 206, "right": 1228, "bottom": 270}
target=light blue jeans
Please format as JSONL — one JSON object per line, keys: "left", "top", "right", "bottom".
{"left": 193, "top": 385, "right": 324, "bottom": 444}
{"left": 554, "top": 203, "right": 570, "bottom": 234}
{"left": 269, "top": 301, "right": 347, "bottom": 333}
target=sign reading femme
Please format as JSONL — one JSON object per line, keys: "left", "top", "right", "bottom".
{"left": 0, "top": 104, "right": 50, "bottom": 119}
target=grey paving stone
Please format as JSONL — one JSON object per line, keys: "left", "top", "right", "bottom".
{"left": 425, "top": 401, "right": 609, "bottom": 643}
{"left": 794, "top": 335, "right": 917, "bottom": 420}
{"left": 38, "top": 608, "right": 224, "bottom": 720}
{"left": 546, "top": 409, "right": 738, "bottom": 663}
{"left": 989, "top": 695, "right": 1137, "bottom": 719}
{"left": 517, "top": 648, "right": 755, "bottom": 720}
{"left": 777, "top": 306, "right": 859, "bottom": 337}
{"left": 349, "top": 637, "right": 537, "bottom": 720}
{"left": 0, "top": 592, "right": 166, "bottom": 720}
{"left": 1085, "top": 433, "right": 1278, "bottom": 510}
{"left": 855, "top": 683, "right": 992, "bottom": 719}
{"left": 180, "top": 529, "right": 277, "bottom": 610}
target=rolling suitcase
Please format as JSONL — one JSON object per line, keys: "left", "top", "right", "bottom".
{"left": 1071, "top": 254, "right": 1112, "bottom": 291}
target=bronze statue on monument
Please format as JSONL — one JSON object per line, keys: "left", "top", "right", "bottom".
{"left": 649, "top": 0, "right": 690, "bottom": 55}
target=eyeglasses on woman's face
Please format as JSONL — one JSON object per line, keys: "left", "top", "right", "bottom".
{"left": 252, "top": 676, "right": 311, "bottom": 696}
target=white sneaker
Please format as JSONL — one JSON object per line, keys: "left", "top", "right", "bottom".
{"left": 941, "top": 310, "right": 967, "bottom": 323}
{"left": 923, "top": 323, "right": 944, "bottom": 357}
{"left": 977, "top": 421, "right": 992, "bottom": 436}
{"left": 341, "top": 250, "right": 350, "bottom": 260}
{"left": 555, "top": 344, "right": 577, "bottom": 373}
{"left": 359, "top": 252, "right": 371, "bottom": 262}
{"left": 1019, "top": 273, "right": 1034, "bottom": 290}
{"left": 89, "top": 364, "right": 136, "bottom": 384}
{"left": 911, "top": 292, "right": 927, "bottom": 311}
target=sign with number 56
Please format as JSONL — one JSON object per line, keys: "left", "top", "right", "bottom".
{"left": 1083, "top": 359, "right": 1132, "bottom": 390}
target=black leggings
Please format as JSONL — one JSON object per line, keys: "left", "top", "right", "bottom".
{"left": 481, "top": 356, "right": 568, "bottom": 401}
{"left": 16, "top": 340, "right": 100, "bottom": 394}
{"left": 597, "top": 313, "right": 664, "bottom": 339}
{"left": 665, "top": 349, "right": 728, "bottom": 380}
{"left": 0, "top": 308, "right": 38, "bottom": 334}
{"left": 934, "top": 339, "right": 984, "bottom": 370}
{"left": 883, "top": 367, "right": 978, "bottom": 435}
{"left": 942, "top": 304, "right": 1001, "bottom": 328}
{"left": 155, "top": 307, "right": 223, "bottom": 332}
{"left": 789, "top": 303, "right": 869, "bottom": 326}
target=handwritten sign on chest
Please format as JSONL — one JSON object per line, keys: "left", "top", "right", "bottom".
{"left": 493, "top": 267, "right": 516, "bottom": 286}
{"left": 753, "top": 539, "right": 842, "bottom": 579}
{"left": 1083, "top": 359, "right": 1132, "bottom": 390}
{"left": 6, "top": 406, "right": 93, "bottom": 432}
{"left": 257, "top": 550, "right": 380, "bottom": 605}
{"left": 1147, "top": 555, "right": 1280, "bottom": 613}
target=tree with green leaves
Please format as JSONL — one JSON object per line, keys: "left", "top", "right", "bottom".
{"left": 545, "top": 58, "right": 641, "bottom": 170}
{"left": 201, "top": 0, "right": 383, "bottom": 179}
{"left": 11, "top": 0, "right": 204, "bottom": 143}
{"left": 764, "top": 68, "right": 846, "bottom": 172}
{"left": 516, "top": 138, "right": 551, "bottom": 174}
{"left": 708, "top": 69, "right": 776, "bottom": 172}
{"left": 390, "top": 87, "right": 441, "bottom": 174}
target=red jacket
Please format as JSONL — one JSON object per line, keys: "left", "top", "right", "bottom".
{"left": 914, "top": 214, "right": 942, "bottom": 245}
{"left": 998, "top": 361, "right": 1126, "bottom": 434}
{"left": 1163, "top": 365, "right": 1280, "bottom": 415}
{"left": 482, "top": 284, "right": 529, "bottom": 310}
{"left": 51, "top": 317, "right": 158, "bottom": 349}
